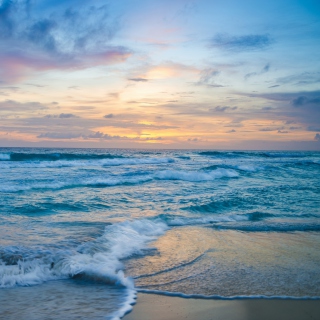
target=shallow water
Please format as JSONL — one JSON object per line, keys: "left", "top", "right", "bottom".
{"left": 0, "top": 148, "right": 319, "bottom": 318}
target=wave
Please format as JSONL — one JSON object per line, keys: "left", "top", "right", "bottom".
{"left": 154, "top": 168, "right": 238, "bottom": 182}
{"left": 0, "top": 168, "right": 238, "bottom": 193}
{"left": 0, "top": 157, "right": 175, "bottom": 169}
{"left": 202, "top": 164, "right": 263, "bottom": 172}
{"left": 0, "top": 152, "right": 123, "bottom": 162}
{"left": 198, "top": 150, "right": 312, "bottom": 159}
{"left": 0, "top": 219, "right": 168, "bottom": 286}
{"left": 153, "top": 213, "right": 248, "bottom": 227}
{"left": 211, "top": 222, "right": 320, "bottom": 232}
{"left": 0, "top": 219, "right": 168, "bottom": 317}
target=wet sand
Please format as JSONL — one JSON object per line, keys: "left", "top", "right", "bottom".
{"left": 124, "top": 293, "right": 320, "bottom": 320}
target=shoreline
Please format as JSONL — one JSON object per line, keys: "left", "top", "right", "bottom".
{"left": 124, "top": 293, "right": 320, "bottom": 320}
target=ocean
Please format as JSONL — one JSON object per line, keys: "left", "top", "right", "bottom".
{"left": 0, "top": 148, "right": 319, "bottom": 319}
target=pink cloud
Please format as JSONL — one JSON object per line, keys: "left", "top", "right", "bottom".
{"left": 0, "top": 47, "right": 131, "bottom": 83}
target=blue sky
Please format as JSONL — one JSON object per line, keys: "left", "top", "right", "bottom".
{"left": 0, "top": 0, "right": 319, "bottom": 149}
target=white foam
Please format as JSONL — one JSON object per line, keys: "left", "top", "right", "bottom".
{"left": 0, "top": 153, "right": 10, "bottom": 161}
{"left": 236, "top": 165, "right": 262, "bottom": 172}
{"left": 155, "top": 168, "right": 238, "bottom": 182}
{"left": 108, "top": 289, "right": 137, "bottom": 320}
{"left": 0, "top": 157, "right": 174, "bottom": 169}
{"left": 0, "top": 169, "right": 239, "bottom": 193}
{"left": 164, "top": 214, "right": 248, "bottom": 227}
{"left": 0, "top": 219, "right": 168, "bottom": 288}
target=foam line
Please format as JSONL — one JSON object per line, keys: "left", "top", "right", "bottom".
{"left": 137, "top": 289, "right": 320, "bottom": 300}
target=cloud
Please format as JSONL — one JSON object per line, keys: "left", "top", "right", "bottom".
{"left": 291, "top": 96, "right": 320, "bottom": 107}
{"left": 213, "top": 106, "right": 237, "bottom": 112}
{"left": 59, "top": 113, "right": 77, "bottom": 118}
{"left": 210, "top": 33, "right": 272, "bottom": 51}
{"left": 315, "top": 133, "right": 320, "bottom": 141}
{"left": 196, "top": 68, "right": 224, "bottom": 87}
{"left": 104, "top": 113, "right": 114, "bottom": 118}
{"left": 43, "top": 113, "right": 77, "bottom": 118}
{"left": 226, "top": 129, "right": 236, "bottom": 133}
{"left": 308, "top": 126, "right": 320, "bottom": 132}
{"left": 245, "top": 63, "right": 270, "bottom": 80}
{"left": 0, "top": 0, "right": 131, "bottom": 82}
{"left": 276, "top": 72, "right": 320, "bottom": 86}
{"left": 128, "top": 78, "right": 148, "bottom": 82}
{"left": 0, "top": 99, "right": 48, "bottom": 111}
{"left": 259, "top": 127, "right": 275, "bottom": 132}
{"left": 36, "top": 130, "right": 162, "bottom": 141}
{"left": 37, "top": 132, "right": 82, "bottom": 139}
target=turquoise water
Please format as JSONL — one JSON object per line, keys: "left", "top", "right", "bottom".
{"left": 0, "top": 148, "right": 319, "bottom": 319}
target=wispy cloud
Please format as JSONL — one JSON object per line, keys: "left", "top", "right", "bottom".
{"left": 245, "top": 63, "right": 270, "bottom": 79}
{"left": 195, "top": 68, "right": 224, "bottom": 87}
{"left": 210, "top": 33, "right": 273, "bottom": 51}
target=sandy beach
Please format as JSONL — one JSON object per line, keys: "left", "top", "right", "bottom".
{"left": 124, "top": 293, "right": 320, "bottom": 320}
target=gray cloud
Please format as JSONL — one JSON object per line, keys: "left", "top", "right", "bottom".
{"left": 213, "top": 106, "right": 237, "bottom": 112}
{"left": 59, "top": 113, "right": 77, "bottom": 118}
{"left": 104, "top": 113, "right": 114, "bottom": 118}
{"left": 291, "top": 96, "right": 320, "bottom": 107}
{"left": 259, "top": 127, "right": 275, "bottom": 132}
{"left": 315, "top": 133, "right": 320, "bottom": 141}
{"left": 128, "top": 78, "right": 148, "bottom": 82}
{"left": 210, "top": 33, "right": 272, "bottom": 51}
{"left": 0, "top": 99, "right": 48, "bottom": 111}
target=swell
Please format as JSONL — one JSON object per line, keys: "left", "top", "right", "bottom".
{"left": 198, "top": 150, "right": 316, "bottom": 158}
{"left": 0, "top": 152, "right": 122, "bottom": 162}
{"left": 0, "top": 157, "right": 175, "bottom": 169}
{"left": 0, "top": 168, "right": 238, "bottom": 193}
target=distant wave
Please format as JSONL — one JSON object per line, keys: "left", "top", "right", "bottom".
{"left": 0, "top": 168, "right": 239, "bottom": 193}
{"left": 154, "top": 168, "right": 238, "bottom": 181}
{"left": 0, "top": 157, "right": 175, "bottom": 169}
{"left": 0, "top": 152, "right": 123, "bottom": 161}
{"left": 202, "top": 164, "right": 263, "bottom": 172}
{"left": 198, "top": 150, "right": 312, "bottom": 158}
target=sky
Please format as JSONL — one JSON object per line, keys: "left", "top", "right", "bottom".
{"left": 0, "top": 0, "right": 320, "bottom": 150}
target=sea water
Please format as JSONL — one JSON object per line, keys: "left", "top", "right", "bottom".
{"left": 0, "top": 148, "right": 319, "bottom": 319}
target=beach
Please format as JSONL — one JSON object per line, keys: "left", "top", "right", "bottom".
{"left": 125, "top": 294, "right": 320, "bottom": 320}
